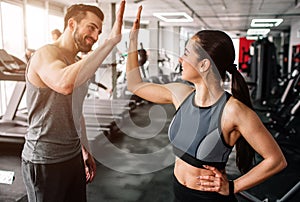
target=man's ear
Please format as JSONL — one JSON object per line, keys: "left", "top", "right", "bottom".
{"left": 68, "top": 18, "right": 76, "bottom": 31}
{"left": 199, "top": 58, "right": 211, "bottom": 72}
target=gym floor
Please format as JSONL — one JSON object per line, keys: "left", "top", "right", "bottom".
{"left": 0, "top": 101, "right": 299, "bottom": 202}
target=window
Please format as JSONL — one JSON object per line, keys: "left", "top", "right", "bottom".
{"left": 26, "top": 4, "right": 47, "bottom": 49}
{"left": 0, "top": 1, "right": 65, "bottom": 116}
{"left": 0, "top": 1, "right": 24, "bottom": 58}
{"left": 0, "top": 2, "right": 25, "bottom": 115}
{"left": 48, "top": 13, "right": 63, "bottom": 42}
{"left": 0, "top": 5, "right": 2, "bottom": 49}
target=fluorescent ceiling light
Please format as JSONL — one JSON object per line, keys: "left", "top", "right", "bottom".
{"left": 246, "top": 36, "right": 258, "bottom": 40}
{"left": 153, "top": 12, "right": 193, "bottom": 23}
{"left": 247, "top": 28, "right": 270, "bottom": 36}
{"left": 251, "top": 19, "right": 283, "bottom": 27}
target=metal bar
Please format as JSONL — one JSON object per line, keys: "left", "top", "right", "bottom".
{"left": 238, "top": 191, "right": 264, "bottom": 202}
{"left": 277, "top": 181, "right": 300, "bottom": 202}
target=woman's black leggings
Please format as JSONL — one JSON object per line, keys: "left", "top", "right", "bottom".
{"left": 173, "top": 174, "right": 237, "bottom": 202}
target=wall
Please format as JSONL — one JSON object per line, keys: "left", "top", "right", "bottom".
{"left": 160, "top": 26, "right": 181, "bottom": 75}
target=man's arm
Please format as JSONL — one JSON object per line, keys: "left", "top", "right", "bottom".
{"left": 80, "top": 115, "right": 96, "bottom": 183}
{"left": 31, "top": 0, "right": 126, "bottom": 95}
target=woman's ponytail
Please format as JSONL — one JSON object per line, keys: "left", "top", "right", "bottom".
{"left": 228, "top": 64, "right": 255, "bottom": 174}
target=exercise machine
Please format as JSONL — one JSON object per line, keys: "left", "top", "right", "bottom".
{"left": 0, "top": 49, "right": 27, "bottom": 143}
{"left": 249, "top": 38, "right": 279, "bottom": 106}
{"left": 238, "top": 43, "right": 300, "bottom": 202}
{"left": 83, "top": 99, "right": 134, "bottom": 136}
{"left": 238, "top": 180, "right": 300, "bottom": 202}
{"left": 84, "top": 79, "right": 137, "bottom": 136}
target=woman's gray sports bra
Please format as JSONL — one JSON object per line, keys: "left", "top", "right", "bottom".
{"left": 168, "top": 91, "right": 233, "bottom": 170}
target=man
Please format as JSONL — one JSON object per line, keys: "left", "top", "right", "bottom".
{"left": 51, "top": 29, "right": 62, "bottom": 41}
{"left": 21, "top": 1, "right": 125, "bottom": 202}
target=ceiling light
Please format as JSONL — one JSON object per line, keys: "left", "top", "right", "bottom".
{"left": 251, "top": 19, "right": 283, "bottom": 27}
{"left": 246, "top": 36, "right": 258, "bottom": 40}
{"left": 247, "top": 28, "right": 270, "bottom": 36}
{"left": 153, "top": 12, "right": 193, "bottom": 23}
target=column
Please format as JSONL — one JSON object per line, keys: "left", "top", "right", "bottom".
{"left": 147, "top": 20, "right": 159, "bottom": 77}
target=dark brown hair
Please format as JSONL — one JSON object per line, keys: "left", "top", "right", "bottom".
{"left": 64, "top": 4, "right": 104, "bottom": 30}
{"left": 193, "top": 30, "right": 255, "bottom": 174}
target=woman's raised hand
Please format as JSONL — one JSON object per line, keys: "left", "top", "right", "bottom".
{"left": 129, "top": 5, "right": 142, "bottom": 41}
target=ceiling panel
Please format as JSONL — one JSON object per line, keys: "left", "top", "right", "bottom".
{"left": 48, "top": 0, "right": 300, "bottom": 36}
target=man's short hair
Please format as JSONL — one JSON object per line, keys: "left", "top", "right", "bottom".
{"left": 64, "top": 4, "right": 104, "bottom": 30}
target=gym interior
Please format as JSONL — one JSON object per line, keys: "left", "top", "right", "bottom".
{"left": 0, "top": 0, "right": 300, "bottom": 201}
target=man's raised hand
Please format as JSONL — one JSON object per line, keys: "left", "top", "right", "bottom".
{"left": 109, "top": 0, "right": 126, "bottom": 44}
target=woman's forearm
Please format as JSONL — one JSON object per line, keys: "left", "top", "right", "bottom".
{"left": 234, "top": 156, "right": 287, "bottom": 193}
{"left": 126, "top": 39, "right": 143, "bottom": 92}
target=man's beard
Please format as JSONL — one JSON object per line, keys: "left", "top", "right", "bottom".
{"left": 73, "top": 28, "right": 94, "bottom": 53}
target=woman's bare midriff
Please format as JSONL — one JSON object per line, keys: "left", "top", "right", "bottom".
{"left": 174, "top": 157, "right": 216, "bottom": 190}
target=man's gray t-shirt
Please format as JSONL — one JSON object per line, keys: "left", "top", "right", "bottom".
{"left": 22, "top": 78, "right": 88, "bottom": 164}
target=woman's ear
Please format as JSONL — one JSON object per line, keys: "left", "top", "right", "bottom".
{"left": 199, "top": 58, "right": 211, "bottom": 72}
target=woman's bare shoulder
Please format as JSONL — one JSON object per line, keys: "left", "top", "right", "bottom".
{"left": 224, "top": 96, "right": 257, "bottom": 127}
{"left": 164, "top": 82, "right": 194, "bottom": 108}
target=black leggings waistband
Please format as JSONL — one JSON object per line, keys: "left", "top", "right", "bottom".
{"left": 173, "top": 174, "right": 237, "bottom": 202}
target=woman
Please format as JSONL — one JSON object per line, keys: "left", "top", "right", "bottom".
{"left": 127, "top": 6, "right": 287, "bottom": 202}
